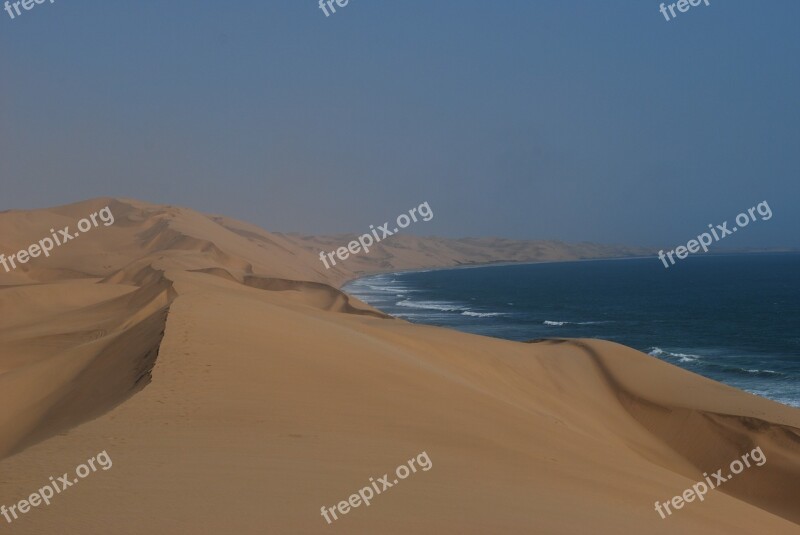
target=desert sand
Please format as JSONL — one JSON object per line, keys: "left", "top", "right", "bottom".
{"left": 0, "top": 198, "right": 798, "bottom": 534}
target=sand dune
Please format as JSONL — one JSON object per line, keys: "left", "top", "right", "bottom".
{"left": 0, "top": 198, "right": 798, "bottom": 534}
{"left": 277, "top": 231, "right": 652, "bottom": 287}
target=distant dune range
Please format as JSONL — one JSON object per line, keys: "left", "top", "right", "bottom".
{"left": 0, "top": 198, "right": 797, "bottom": 534}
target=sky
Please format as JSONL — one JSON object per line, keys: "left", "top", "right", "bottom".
{"left": 1, "top": 0, "right": 798, "bottom": 249}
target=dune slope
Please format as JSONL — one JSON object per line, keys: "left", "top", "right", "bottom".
{"left": 0, "top": 198, "right": 798, "bottom": 534}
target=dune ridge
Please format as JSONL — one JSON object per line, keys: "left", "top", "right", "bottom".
{"left": 0, "top": 198, "right": 798, "bottom": 534}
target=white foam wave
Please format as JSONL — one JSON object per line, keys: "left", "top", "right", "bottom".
{"left": 462, "top": 311, "right": 504, "bottom": 318}
{"left": 543, "top": 320, "right": 609, "bottom": 327}
{"left": 648, "top": 347, "right": 700, "bottom": 362}
{"left": 367, "top": 285, "right": 411, "bottom": 293}
{"left": 395, "top": 299, "right": 467, "bottom": 312}
{"left": 744, "top": 389, "right": 799, "bottom": 408}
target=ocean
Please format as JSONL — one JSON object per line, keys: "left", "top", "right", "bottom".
{"left": 344, "top": 253, "right": 800, "bottom": 408}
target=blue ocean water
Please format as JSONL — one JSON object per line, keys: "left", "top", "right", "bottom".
{"left": 344, "top": 253, "right": 800, "bottom": 408}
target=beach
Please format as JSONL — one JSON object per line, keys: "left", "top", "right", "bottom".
{"left": 1, "top": 198, "right": 798, "bottom": 534}
{"left": 344, "top": 256, "right": 800, "bottom": 408}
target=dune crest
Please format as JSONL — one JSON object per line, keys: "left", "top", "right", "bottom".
{"left": 0, "top": 198, "right": 798, "bottom": 534}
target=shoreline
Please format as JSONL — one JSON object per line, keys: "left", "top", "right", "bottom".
{"left": 343, "top": 252, "right": 800, "bottom": 409}
{"left": 339, "top": 249, "right": 800, "bottom": 289}
{"left": 338, "top": 254, "right": 649, "bottom": 289}
{"left": 2, "top": 198, "right": 799, "bottom": 533}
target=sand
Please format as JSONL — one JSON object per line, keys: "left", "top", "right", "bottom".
{"left": 0, "top": 198, "right": 798, "bottom": 534}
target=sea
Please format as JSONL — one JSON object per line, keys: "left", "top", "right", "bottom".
{"left": 344, "top": 253, "right": 800, "bottom": 408}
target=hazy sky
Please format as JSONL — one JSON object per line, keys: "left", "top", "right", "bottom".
{"left": 1, "top": 0, "right": 798, "bottom": 248}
